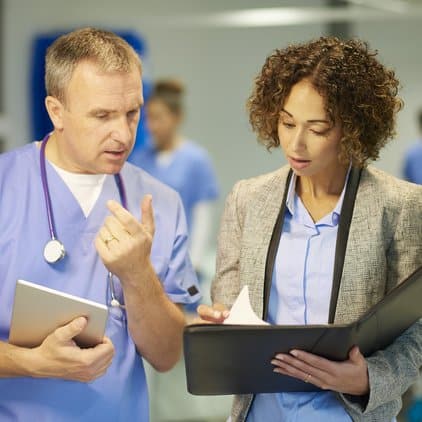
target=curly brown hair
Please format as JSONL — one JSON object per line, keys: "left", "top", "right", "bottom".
{"left": 247, "top": 37, "right": 403, "bottom": 166}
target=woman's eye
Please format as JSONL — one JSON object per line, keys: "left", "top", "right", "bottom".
{"left": 311, "top": 129, "right": 329, "bottom": 136}
{"left": 282, "top": 122, "right": 295, "bottom": 128}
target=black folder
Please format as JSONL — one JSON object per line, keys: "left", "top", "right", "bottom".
{"left": 184, "top": 266, "right": 422, "bottom": 395}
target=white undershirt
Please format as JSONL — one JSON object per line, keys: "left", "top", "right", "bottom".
{"left": 50, "top": 162, "right": 106, "bottom": 217}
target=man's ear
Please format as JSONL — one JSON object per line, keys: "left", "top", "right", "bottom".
{"left": 45, "top": 96, "right": 65, "bottom": 130}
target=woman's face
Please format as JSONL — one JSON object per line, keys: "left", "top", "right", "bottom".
{"left": 278, "top": 79, "right": 343, "bottom": 178}
{"left": 146, "top": 99, "right": 180, "bottom": 149}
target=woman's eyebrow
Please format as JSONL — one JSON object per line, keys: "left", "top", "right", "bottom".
{"left": 281, "top": 108, "right": 329, "bottom": 124}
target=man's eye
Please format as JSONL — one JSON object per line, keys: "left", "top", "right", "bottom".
{"left": 127, "top": 109, "right": 139, "bottom": 118}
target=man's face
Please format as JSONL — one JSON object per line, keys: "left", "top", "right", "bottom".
{"left": 53, "top": 61, "right": 143, "bottom": 174}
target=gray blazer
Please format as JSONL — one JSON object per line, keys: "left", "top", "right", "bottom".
{"left": 212, "top": 165, "right": 422, "bottom": 422}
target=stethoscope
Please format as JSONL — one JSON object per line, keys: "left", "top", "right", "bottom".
{"left": 40, "top": 133, "right": 126, "bottom": 309}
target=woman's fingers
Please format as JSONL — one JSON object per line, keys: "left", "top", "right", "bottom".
{"left": 197, "top": 303, "right": 229, "bottom": 323}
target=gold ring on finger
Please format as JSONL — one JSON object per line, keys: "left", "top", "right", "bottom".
{"left": 104, "top": 235, "right": 117, "bottom": 246}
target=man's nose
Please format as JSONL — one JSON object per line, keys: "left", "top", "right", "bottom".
{"left": 111, "top": 116, "right": 133, "bottom": 144}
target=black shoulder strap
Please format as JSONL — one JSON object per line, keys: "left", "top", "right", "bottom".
{"left": 262, "top": 170, "right": 293, "bottom": 320}
{"left": 328, "top": 166, "right": 362, "bottom": 323}
{"left": 263, "top": 167, "right": 362, "bottom": 322}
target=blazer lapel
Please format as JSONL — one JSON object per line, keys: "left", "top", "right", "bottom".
{"left": 240, "top": 167, "right": 291, "bottom": 318}
{"left": 334, "top": 168, "right": 387, "bottom": 323}
{"left": 262, "top": 170, "right": 293, "bottom": 320}
{"left": 328, "top": 167, "right": 362, "bottom": 322}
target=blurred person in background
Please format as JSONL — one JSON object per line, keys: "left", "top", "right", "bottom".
{"left": 129, "top": 79, "right": 225, "bottom": 422}
{"left": 129, "top": 79, "right": 219, "bottom": 291}
{"left": 402, "top": 109, "right": 422, "bottom": 184}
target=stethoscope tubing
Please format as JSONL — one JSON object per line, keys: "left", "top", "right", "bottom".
{"left": 40, "top": 134, "right": 59, "bottom": 241}
{"left": 40, "top": 133, "right": 128, "bottom": 240}
{"left": 40, "top": 133, "right": 128, "bottom": 309}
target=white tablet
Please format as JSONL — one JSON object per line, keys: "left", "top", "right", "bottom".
{"left": 9, "top": 279, "right": 108, "bottom": 348}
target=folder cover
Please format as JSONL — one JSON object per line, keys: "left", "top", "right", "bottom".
{"left": 184, "top": 266, "right": 422, "bottom": 395}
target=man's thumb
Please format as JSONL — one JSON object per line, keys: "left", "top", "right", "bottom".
{"left": 54, "top": 316, "right": 87, "bottom": 342}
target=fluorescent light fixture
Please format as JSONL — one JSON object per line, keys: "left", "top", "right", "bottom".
{"left": 143, "top": 5, "right": 422, "bottom": 28}
{"left": 213, "top": 8, "right": 315, "bottom": 27}
{"left": 347, "top": 0, "right": 410, "bottom": 14}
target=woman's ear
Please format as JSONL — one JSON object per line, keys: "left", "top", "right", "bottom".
{"left": 45, "top": 96, "right": 65, "bottom": 130}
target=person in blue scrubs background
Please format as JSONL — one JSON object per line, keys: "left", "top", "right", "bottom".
{"left": 402, "top": 109, "right": 422, "bottom": 184}
{"left": 0, "top": 28, "right": 200, "bottom": 422}
{"left": 129, "top": 77, "right": 222, "bottom": 422}
{"left": 129, "top": 79, "right": 219, "bottom": 282}
{"left": 198, "top": 37, "right": 422, "bottom": 421}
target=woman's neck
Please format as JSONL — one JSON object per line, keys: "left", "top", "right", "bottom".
{"left": 295, "top": 165, "right": 349, "bottom": 223}
{"left": 296, "top": 165, "right": 348, "bottom": 199}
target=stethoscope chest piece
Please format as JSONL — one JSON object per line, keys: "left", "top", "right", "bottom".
{"left": 43, "top": 239, "right": 66, "bottom": 264}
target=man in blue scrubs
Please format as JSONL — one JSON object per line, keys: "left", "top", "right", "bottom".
{"left": 0, "top": 28, "right": 200, "bottom": 421}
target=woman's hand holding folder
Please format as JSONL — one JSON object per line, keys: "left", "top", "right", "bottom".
{"left": 271, "top": 345, "right": 370, "bottom": 396}
{"left": 193, "top": 291, "right": 370, "bottom": 397}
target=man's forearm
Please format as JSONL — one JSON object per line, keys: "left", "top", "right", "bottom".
{"left": 122, "top": 262, "right": 186, "bottom": 372}
{"left": 0, "top": 341, "right": 35, "bottom": 378}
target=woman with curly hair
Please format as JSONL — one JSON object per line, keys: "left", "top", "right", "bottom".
{"left": 198, "top": 37, "right": 422, "bottom": 421}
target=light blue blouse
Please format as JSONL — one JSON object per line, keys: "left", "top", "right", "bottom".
{"left": 247, "top": 171, "right": 352, "bottom": 421}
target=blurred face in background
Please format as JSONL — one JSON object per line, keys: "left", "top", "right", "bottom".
{"left": 146, "top": 99, "right": 181, "bottom": 151}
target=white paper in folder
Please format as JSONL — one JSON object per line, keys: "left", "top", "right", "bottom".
{"left": 223, "top": 286, "right": 269, "bottom": 326}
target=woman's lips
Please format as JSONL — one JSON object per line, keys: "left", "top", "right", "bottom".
{"left": 288, "top": 156, "right": 311, "bottom": 170}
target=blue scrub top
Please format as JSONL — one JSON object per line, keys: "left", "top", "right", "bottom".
{"left": 129, "top": 140, "right": 219, "bottom": 231}
{"left": 0, "top": 143, "right": 200, "bottom": 421}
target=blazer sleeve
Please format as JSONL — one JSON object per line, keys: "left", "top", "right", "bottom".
{"left": 339, "top": 184, "right": 422, "bottom": 417}
{"left": 211, "top": 181, "right": 244, "bottom": 308}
